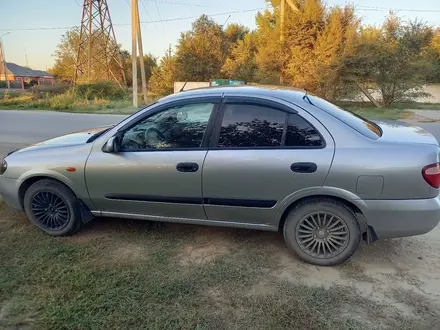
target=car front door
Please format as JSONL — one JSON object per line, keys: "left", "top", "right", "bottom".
{"left": 85, "top": 97, "right": 220, "bottom": 220}
{"left": 202, "top": 97, "right": 335, "bottom": 229}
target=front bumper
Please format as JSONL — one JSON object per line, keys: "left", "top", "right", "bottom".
{"left": 0, "top": 176, "right": 23, "bottom": 211}
{"left": 363, "top": 197, "right": 440, "bottom": 239}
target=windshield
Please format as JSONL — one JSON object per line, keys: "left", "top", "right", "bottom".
{"left": 307, "top": 95, "right": 382, "bottom": 139}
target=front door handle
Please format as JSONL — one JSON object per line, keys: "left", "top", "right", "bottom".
{"left": 176, "top": 162, "right": 199, "bottom": 172}
{"left": 291, "top": 162, "right": 317, "bottom": 173}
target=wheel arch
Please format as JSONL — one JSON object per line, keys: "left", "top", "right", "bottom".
{"left": 18, "top": 173, "right": 78, "bottom": 209}
{"left": 277, "top": 194, "right": 368, "bottom": 234}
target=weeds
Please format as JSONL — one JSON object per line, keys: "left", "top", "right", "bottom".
{"left": 0, "top": 201, "right": 438, "bottom": 330}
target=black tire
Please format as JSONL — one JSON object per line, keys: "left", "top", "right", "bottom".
{"left": 24, "top": 179, "right": 82, "bottom": 236}
{"left": 283, "top": 198, "right": 360, "bottom": 266}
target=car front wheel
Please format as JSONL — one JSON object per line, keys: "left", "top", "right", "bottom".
{"left": 283, "top": 199, "right": 361, "bottom": 266}
{"left": 24, "top": 179, "right": 82, "bottom": 236}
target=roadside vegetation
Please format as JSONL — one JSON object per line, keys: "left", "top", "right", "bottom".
{"left": 1, "top": 82, "right": 437, "bottom": 118}
{"left": 2, "top": 5, "right": 440, "bottom": 117}
{"left": 1, "top": 199, "right": 439, "bottom": 329}
{"left": 0, "top": 82, "right": 145, "bottom": 114}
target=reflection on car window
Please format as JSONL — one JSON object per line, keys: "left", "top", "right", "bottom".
{"left": 121, "top": 103, "right": 214, "bottom": 150}
{"left": 308, "top": 96, "right": 382, "bottom": 139}
{"left": 218, "top": 104, "right": 286, "bottom": 147}
{"left": 285, "top": 114, "right": 323, "bottom": 147}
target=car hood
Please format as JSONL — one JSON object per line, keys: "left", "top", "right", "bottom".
{"left": 10, "top": 126, "right": 111, "bottom": 155}
{"left": 373, "top": 120, "right": 439, "bottom": 146}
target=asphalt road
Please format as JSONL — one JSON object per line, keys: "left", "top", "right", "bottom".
{"left": 1, "top": 110, "right": 440, "bottom": 158}
{"left": 0, "top": 110, "right": 126, "bottom": 157}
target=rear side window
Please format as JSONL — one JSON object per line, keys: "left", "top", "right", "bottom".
{"left": 217, "top": 103, "right": 324, "bottom": 148}
{"left": 308, "top": 95, "right": 381, "bottom": 139}
{"left": 285, "top": 114, "right": 323, "bottom": 147}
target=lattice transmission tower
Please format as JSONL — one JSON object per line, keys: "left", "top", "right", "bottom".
{"left": 73, "top": 0, "right": 126, "bottom": 87}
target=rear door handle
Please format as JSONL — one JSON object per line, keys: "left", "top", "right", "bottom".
{"left": 291, "top": 162, "right": 317, "bottom": 173}
{"left": 176, "top": 162, "right": 199, "bottom": 172}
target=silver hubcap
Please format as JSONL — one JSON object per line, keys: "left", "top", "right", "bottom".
{"left": 295, "top": 211, "right": 349, "bottom": 259}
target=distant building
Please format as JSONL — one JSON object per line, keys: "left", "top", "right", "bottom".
{"left": 0, "top": 62, "right": 54, "bottom": 85}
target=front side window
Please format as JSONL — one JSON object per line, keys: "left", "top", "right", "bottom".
{"left": 218, "top": 104, "right": 286, "bottom": 148}
{"left": 120, "top": 103, "right": 214, "bottom": 150}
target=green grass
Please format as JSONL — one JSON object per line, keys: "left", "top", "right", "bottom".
{"left": 0, "top": 200, "right": 438, "bottom": 329}
{"left": 345, "top": 106, "right": 412, "bottom": 120}
{"left": 341, "top": 101, "right": 440, "bottom": 120}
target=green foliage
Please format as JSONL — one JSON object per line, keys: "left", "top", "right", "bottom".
{"left": 49, "top": 28, "right": 127, "bottom": 84}
{"left": 222, "top": 32, "right": 258, "bottom": 82}
{"left": 30, "top": 83, "right": 70, "bottom": 97}
{"left": 175, "top": 15, "right": 228, "bottom": 81}
{"left": 340, "top": 15, "right": 434, "bottom": 107}
{"left": 149, "top": 55, "right": 177, "bottom": 96}
{"left": 74, "top": 82, "right": 128, "bottom": 100}
{"left": 0, "top": 81, "right": 7, "bottom": 88}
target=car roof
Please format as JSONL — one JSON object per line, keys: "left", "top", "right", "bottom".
{"left": 159, "top": 85, "right": 308, "bottom": 105}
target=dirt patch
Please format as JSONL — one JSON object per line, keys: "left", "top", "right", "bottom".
{"left": 109, "top": 243, "right": 147, "bottom": 262}
{"left": 179, "top": 241, "right": 230, "bottom": 266}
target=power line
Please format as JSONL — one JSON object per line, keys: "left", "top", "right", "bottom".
{"left": 143, "top": 0, "right": 218, "bottom": 8}
{"left": 140, "top": 0, "right": 159, "bottom": 31}
{"left": 357, "top": 5, "right": 440, "bottom": 13}
{"left": 0, "top": 7, "right": 265, "bottom": 32}
{"left": 153, "top": 0, "right": 167, "bottom": 35}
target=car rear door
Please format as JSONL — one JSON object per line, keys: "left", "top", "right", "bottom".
{"left": 202, "top": 96, "right": 335, "bottom": 228}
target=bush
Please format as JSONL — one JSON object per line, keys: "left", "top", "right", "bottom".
{"left": 0, "top": 81, "right": 7, "bottom": 88}
{"left": 30, "top": 83, "right": 70, "bottom": 97}
{"left": 75, "top": 82, "right": 128, "bottom": 100}
{"left": 48, "top": 93, "right": 76, "bottom": 110}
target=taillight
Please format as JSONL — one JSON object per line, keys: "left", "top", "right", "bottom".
{"left": 422, "top": 163, "right": 440, "bottom": 188}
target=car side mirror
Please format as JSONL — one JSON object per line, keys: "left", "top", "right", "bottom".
{"left": 104, "top": 136, "right": 120, "bottom": 153}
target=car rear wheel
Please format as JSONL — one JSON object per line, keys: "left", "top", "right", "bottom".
{"left": 24, "top": 179, "right": 82, "bottom": 236}
{"left": 283, "top": 199, "right": 360, "bottom": 266}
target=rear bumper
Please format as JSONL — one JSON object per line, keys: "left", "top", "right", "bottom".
{"left": 363, "top": 197, "right": 440, "bottom": 239}
{"left": 0, "top": 176, "right": 22, "bottom": 211}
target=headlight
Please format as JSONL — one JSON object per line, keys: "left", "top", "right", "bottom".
{"left": 0, "top": 160, "right": 7, "bottom": 175}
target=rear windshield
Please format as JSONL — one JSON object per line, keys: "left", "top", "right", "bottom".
{"left": 308, "top": 95, "right": 382, "bottom": 139}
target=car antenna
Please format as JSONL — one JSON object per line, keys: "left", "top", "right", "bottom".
{"left": 179, "top": 82, "right": 188, "bottom": 93}
{"left": 303, "top": 88, "right": 314, "bottom": 105}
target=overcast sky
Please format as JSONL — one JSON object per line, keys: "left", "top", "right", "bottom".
{"left": 1, "top": 0, "right": 439, "bottom": 70}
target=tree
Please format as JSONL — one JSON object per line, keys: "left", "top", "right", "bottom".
{"left": 253, "top": 0, "right": 359, "bottom": 94}
{"left": 49, "top": 27, "right": 128, "bottom": 84}
{"left": 175, "top": 15, "right": 227, "bottom": 81}
{"left": 253, "top": 7, "right": 282, "bottom": 84}
{"left": 222, "top": 32, "right": 258, "bottom": 82}
{"left": 428, "top": 28, "right": 440, "bottom": 82}
{"left": 49, "top": 28, "right": 80, "bottom": 82}
{"left": 341, "top": 14, "right": 433, "bottom": 107}
{"left": 124, "top": 53, "right": 158, "bottom": 87}
{"left": 149, "top": 54, "right": 176, "bottom": 96}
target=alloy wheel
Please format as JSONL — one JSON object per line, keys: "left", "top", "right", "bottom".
{"left": 31, "top": 191, "right": 70, "bottom": 230}
{"left": 295, "top": 211, "right": 349, "bottom": 259}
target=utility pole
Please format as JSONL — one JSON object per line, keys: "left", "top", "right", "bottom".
{"left": 25, "top": 48, "right": 29, "bottom": 67}
{"left": 168, "top": 44, "right": 172, "bottom": 58}
{"left": 0, "top": 32, "right": 11, "bottom": 89}
{"left": 279, "top": 0, "right": 299, "bottom": 84}
{"left": 280, "top": 0, "right": 285, "bottom": 84}
{"left": 280, "top": 0, "right": 285, "bottom": 44}
{"left": 136, "top": 1, "right": 148, "bottom": 104}
{"left": 131, "top": 0, "right": 138, "bottom": 107}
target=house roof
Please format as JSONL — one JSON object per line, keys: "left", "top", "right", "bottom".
{"left": 6, "top": 62, "right": 53, "bottom": 78}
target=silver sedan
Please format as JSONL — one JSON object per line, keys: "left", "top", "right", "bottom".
{"left": 1, "top": 86, "right": 440, "bottom": 266}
